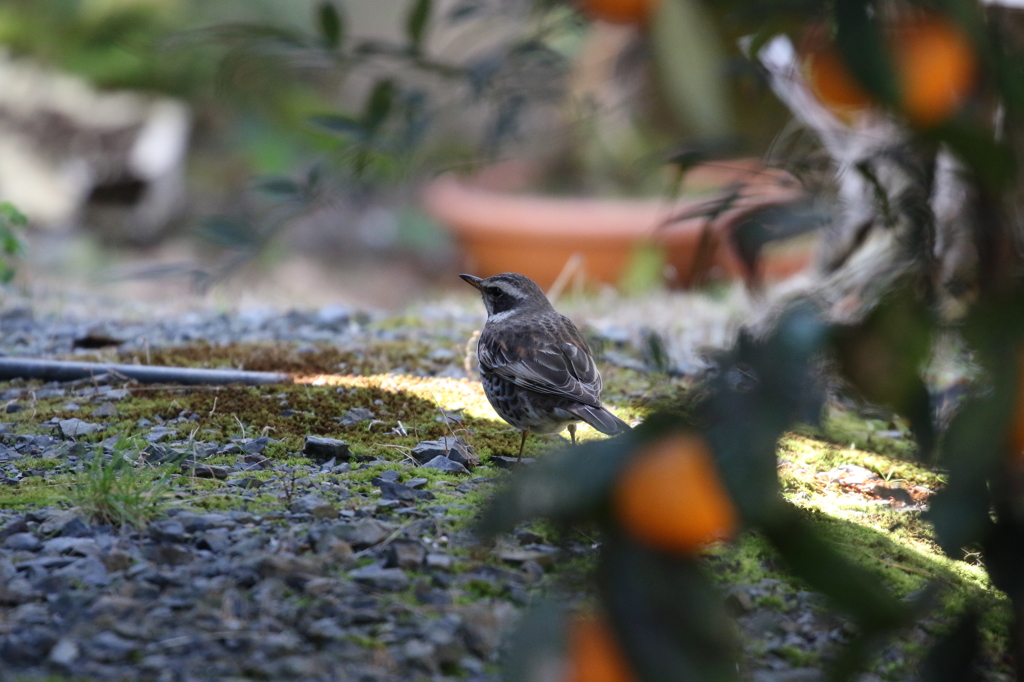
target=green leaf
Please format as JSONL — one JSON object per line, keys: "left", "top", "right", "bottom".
{"left": 363, "top": 79, "right": 396, "bottom": 134}
{"left": 476, "top": 429, "right": 640, "bottom": 537}
{"left": 832, "top": 286, "right": 936, "bottom": 458}
{"left": 317, "top": 2, "right": 344, "bottom": 49}
{"left": 704, "top": 302, "right": 829, "bottom": 522}
{"left": 833, "top": 0, "right": 899, "bottom": 105}
{"left": 0, "top": 202, "right": 26, "bottom": 228}
{"left": 598, "top": 532, "right": 739, "bottom": 682}
{"left": 406, "top": 0, "right": 431, "bottom": 53}
{"left": 650, "top": 0, "right": 734, "bottom": 138}
{"left": 921, "top": 610, "right": 981, "bottom": 682}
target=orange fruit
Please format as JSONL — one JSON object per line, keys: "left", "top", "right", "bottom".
{"left": 565, "top": 613, "right": 636, "bottom": 682}
{"left": 895, "top": 18, "right": 977, "bottom": 127}
{"left": 613, "top": 433, "right": 738, "bottom": 553}
{"left": 578, "top": 0, "right": 657, "bottom": 25}
{"left": 801, "top": 15, "right": 976, "bottom": 127}
{"left": 804, "top": 48, "right": 874, "bottom": 118}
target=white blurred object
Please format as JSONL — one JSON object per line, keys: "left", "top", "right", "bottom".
{"left": 0, "top": 51, "right": 191, "bottom": 243}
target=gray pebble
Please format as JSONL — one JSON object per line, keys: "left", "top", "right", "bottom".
{"left": 3, "top": 532, "right": 41, "bottom": 552}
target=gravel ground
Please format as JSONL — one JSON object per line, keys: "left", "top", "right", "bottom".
{"left": 0, "top": 292, "right": 964, "bottom": 682}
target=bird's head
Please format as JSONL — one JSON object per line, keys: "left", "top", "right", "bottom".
{"left": 460, "top": 272, "right": 551, "bottom": 319}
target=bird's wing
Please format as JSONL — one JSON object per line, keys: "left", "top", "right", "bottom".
{"left": 479, "top": 322, "right": 602, "bottom": 406}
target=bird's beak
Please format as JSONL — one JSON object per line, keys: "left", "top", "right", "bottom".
{"left": 460, "top": 274, "right": 483, "bottom": 290}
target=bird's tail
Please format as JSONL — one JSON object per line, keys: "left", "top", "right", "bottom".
{"left": 567, "top": 404, "right": 631, "bottom": 435}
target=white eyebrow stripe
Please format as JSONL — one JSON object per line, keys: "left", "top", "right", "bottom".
{"left": 487, "top": 281, "right": 520, "bottom": 297}
{"left": 487, "top": 309, "right": 516, "bottom": 323}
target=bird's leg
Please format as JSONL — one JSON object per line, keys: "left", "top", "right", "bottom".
{"left": 568, "top": 423, "right": 577, "bottom": 446}
{"left": 517, "top": 431, "right": 529, "bottom": 464}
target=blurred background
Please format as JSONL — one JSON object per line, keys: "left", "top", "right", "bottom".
{"left": 0, "top": 0, "right": 806, "bottom": 312}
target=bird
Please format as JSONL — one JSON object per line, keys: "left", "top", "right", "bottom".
{"left": 461, "top": 272, "right": 630, "bottom": 461}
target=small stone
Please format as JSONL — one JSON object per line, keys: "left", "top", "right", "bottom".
{"left": 183, "top": 513, "right": 235, "bottom": 532}
{"left": 409, "top": 436, "right": 473, "bottom": 462}
{"left": 147, "top": 544, "right": 193, "bottom": 566}
{"left": 289, "top": 494, "right": 337, "bottom": 519}
{"left": 196, "top": 528, "right": 231, "bottom": 553}
{"left": 726, "top": 587, "right": 755, "bottom": 614}
{"left": 226, "top": 476, "right": 264, "bottom": 489}
{"left": 63, "top": 402, "right": 80, "bottom": 411}
{"left": 149, "top": 520, "right": 188, "bottom": 543}
{"left": 425, "top": 553, "right": 453, "bottom": 570}
{"left": 145, "top": 428, "right": 174, "bottom": 443}
{"left": 335, "top": 518, "right": 394, "bottom": 550}
{"left": 306, "top": 617, "right": 347, "bottom": 642}
{"left": 242, "top": 436, "right": 272, "bottom": 455}
{"left": 190, "top": 464, "right": 229, "bottom": 480}
{"left": 87, "top": 631, "right": 138, "bottom": 663}
{"left": 0, "top": 516, "right": 28, "bottom": 541}
{"left": 490, "top": 456, "right": 536, "bottom": 470}
{"left": 460, "top": 603, "right": 515, "bottom": 660}
{"left": 3, "top": 532, "right": 41, "bottom": 552}
{"left": 422, "top": 455, "right": 471, "bottom": 475}
{"left": 42, "top": 537, "right": 99, "bottom": 556}
{"left": 349, "top": 564, "right": 410, "bottom": 591}
{"left": 5, "top": 402, "right": 22, "bottom": 413}
{"left": 385, "top": 540, "right": 427, "bottom": 570}
{"left": 375, "top": 479, "right": 435, "bottom": 502}
{"left": 338, "top": 407, "right": 374, "bottom": 427}
{"left": 256, "top": 554, "right": 319, "bottom": 579}
{"left": 101, "top": 551, "right": 132, "bottom": 573}
{"left": 378, "top": 469, "right": 400, "bottom": 482}
{"left": 57, "top": 419, "right": 104, "bottom": 438}
{"left": 48, "top": 638, "right": 79, "bottom": 666}
{"left": 302, "top": 436, "right": 351, "bottom": 463}
{"left": 91, "top": 403, "right": 117, "bottom": 418}
{"left": 56, "top": 516, "right": 92, "bottom": 538}
{"left": 498, "top": 546, "right": 559, "bottom": 569}
{"left": 405, "top": 477, "right": 429, "bottom": 489}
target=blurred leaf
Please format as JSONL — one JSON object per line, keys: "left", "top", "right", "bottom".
{"left": 920, "top": 610, "right": 981, "bottom": 682}
{"left": 399, "top": 90, "right": 430, "bottom": 152}
{"left": 407, "top": 0, "right": 432, "bottom": 53}
{"left": 650, "top": 0, "right": 734, "bottom": 138}
{"left": 195, "top": 216, "right": 258, "bottom": 249}
{"left": 477, "top": 427, "right": 641, "bottom": 537}
{"left": 502, "top": 600, "right": 568, "bottom": 682}
{"left": 251, "top": 177, "right": 303, "bottom": 202}
{"left": 317, "top": 2, "right": 344, "bottom": 49}
{"left": 310, "top": 114, "right": 367, "bottom": 139}
{"left": 762, "top": 505, "right": 912, "bottom": 634}
{"left": 832, "top": 286, "right": 935, "bottom": 458}
{"left": 485, "top": 95, "right": 526, "bottom": 155}
{"left": 363, "top": 79, "right": 397, "bottom": 134}
{"left": 726, "top": 198, "right": 828, "bottom": 284}
{"left": 0, "top": 202, "right": 27, "bottom": 228}
{"left": 929, "top": 123, "right": 1015, "bottom": 192}
{"left": 925, "top": 396, "right": 1001, "bottom": 556}
{"left": 705, "top": 302, "right": 829, "bottom": 522}
{"left": 833, "top": 0, "right": 898, "bottom": 105}
{"left": 598, "top": 531, "right": 739, "bottom": 682}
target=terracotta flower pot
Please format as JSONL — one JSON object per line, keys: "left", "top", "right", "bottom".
{"left": 422, "top": 160, "right": 813, "bottom": 290}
